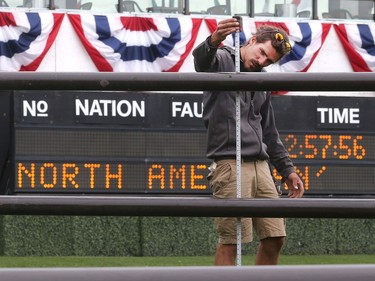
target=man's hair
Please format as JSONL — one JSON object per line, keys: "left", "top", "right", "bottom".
{"left": 253, "top": 25, "right": 291, "bottom": 58}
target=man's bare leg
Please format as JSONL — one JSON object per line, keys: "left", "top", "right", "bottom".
{"left": 255, "top": 237, "right": 285, "bottom": 265}
{"left": 215, "top": 244, "right": 236, "bottom": 265}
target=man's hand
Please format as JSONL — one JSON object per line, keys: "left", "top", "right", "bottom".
{"left": 284, "top": 172, "right": 304, "bottom": 198}
{"left": 210, "top": 18, "right": 240, "bottom": 47}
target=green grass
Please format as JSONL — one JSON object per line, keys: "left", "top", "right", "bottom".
{"left": 0, "top": 255, "right": 374, "bottom": 267}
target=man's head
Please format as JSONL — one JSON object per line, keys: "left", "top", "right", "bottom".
{"left": 254, "top": 25, "right": 291, "bottom": 57}
{"left": 240, "top": 25, "right": 291, "bottom": 72}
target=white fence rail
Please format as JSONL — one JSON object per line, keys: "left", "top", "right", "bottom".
{"left": 1, "top": 265, "right": 375, "bottom": 281}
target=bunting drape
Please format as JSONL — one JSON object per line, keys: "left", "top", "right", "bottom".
{"left": 1, "top": 11, "right": 374, "bottom": 73}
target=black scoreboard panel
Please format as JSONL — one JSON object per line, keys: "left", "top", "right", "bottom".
{"left": 15, "top": 129, "right": 210, "bottom": 194}
{"left": 13, "top": 91, "right": 375, "bottom": 196}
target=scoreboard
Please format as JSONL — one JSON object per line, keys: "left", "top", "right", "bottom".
{"left": 13, "top": 91, "right": 375, "bottom": 196}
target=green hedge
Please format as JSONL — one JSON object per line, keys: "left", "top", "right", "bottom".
{"left": 1, "top": 216, "right": 374, "bottom": 256}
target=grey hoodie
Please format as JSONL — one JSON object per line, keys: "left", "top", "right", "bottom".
{"left": 192, "top": 36, "right": 295, "bottom": 180}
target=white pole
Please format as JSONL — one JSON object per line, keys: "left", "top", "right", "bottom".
{"left": 234, "top": 16, "right": 242, "bottom": 267}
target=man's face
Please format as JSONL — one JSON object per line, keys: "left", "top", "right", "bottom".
{"left": 240, "top": 37, "right": 282, "bottom": 72}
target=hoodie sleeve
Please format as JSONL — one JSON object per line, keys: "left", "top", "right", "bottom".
{"left": 192, "top": 36, "right": 220, "bottom": 72}
{"left": 261, "top": 93, "right": 296, "bottom": 180}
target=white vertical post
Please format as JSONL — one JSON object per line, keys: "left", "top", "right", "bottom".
{"left": 234, "top": 19, "right": 242, "bottom": 267}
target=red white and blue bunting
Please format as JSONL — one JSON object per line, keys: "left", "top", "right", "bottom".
{"left": 1, "top": 11, "right": 375, "bottom": 73}
{"left": 335, "top": 23, "right": 375, "bottom": 72}
{"left": 0, "top": 11, "right": 63, "bottom": 71}
{"left": 68, "top": 14, "right": 202, "bottom": 72}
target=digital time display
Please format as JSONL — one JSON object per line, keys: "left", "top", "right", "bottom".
{"left": 12, "top": 91, "right": 375, "bottom": 196}
{"left": 281, "top": 133, "right": 373, "bottom": 160}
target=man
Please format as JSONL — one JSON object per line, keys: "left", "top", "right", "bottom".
{"left": 192, "top": 19, "right": 305, "bottom": 266}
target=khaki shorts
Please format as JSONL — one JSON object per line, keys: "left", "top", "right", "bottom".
{"left": 208, "top": 159, "right": 286, "bottom": 244}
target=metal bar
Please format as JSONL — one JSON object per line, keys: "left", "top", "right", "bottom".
{"left": 312, "top": 0, "right": 318, "bottom": 19}
{"left": 184, "top": 0, "right": 189, "bottom": 14}
{"left": 118, "top": 0, "right": 123, "bottom": 12}
{"left": 0, "top": 196, "right": 374, "bottom": 218}
{"left": 249, "top": 0, "right": 254, "bottom": 17}
{"left": 1, "top": 265, "right": 375, "bottom": 281}
{"left": 0, "top": 72, "right": 375, "bottom": 91}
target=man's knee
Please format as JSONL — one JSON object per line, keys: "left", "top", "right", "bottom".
{"left": 218, "top": 243, "right": 237, "bottom": 255}
{"left": 260, "top": 236, "right": 285, "bottom": 252}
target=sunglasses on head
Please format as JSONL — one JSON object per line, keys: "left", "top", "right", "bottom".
{"left": 274, "top": 32, "right": 291, "bottom": 51}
